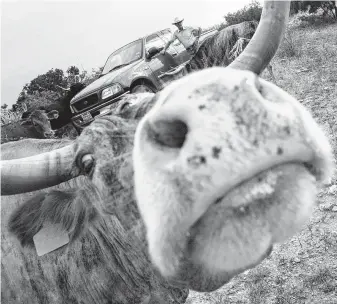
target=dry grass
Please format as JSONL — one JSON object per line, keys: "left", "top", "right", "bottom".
{"left": 187, "top": 22, "right": 337, "bottom": 304}
{"left": 276, "top": 30, "right": 301, "bottom": 58}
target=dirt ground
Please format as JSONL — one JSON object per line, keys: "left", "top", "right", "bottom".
{"left": 187, "top": 23, "right": 337, "bottom": 304}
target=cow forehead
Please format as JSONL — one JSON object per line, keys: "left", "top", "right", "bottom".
{"left": 30, "top": 110, "right": 50, "bottom": 124}
{"left": 32, "top": 110, "right": 47, "bottom": 118}
{"left": 77, "top": 116, "right": 136, "bottom": 155}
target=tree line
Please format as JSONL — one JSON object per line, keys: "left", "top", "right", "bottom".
{"left": 214, "top": 1, "right": 336, "bottom": 30}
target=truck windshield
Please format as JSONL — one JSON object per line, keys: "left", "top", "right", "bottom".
{"left": 102, "top": 39, "right": 143, "bottom": 75}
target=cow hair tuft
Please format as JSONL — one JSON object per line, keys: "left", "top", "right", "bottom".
{"left": 8, "top": 186, "right": 99, "bottom": 247}
{"left": 118, "top": 93, "right": 157, "bottom": 120}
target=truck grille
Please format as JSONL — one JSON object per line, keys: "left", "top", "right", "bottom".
{"left": 73, "top": 93, "right": 99, "bottom": 112}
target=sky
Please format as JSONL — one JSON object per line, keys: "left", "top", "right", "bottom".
{"left": 1, "top": 0, "right": 258, "bottom": 106}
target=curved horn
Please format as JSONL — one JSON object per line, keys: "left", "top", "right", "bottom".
{"left": 229, "top": 0, "right": 290, "bottom": 74}
{"left": 1, "top": 144, "right": 80, "bottom": 196}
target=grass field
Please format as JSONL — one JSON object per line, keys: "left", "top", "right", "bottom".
{"left": 187, "top": 22, "right": 337, "bottom": 304}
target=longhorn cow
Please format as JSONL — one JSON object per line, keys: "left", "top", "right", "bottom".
{"left": 1, "top": 109, "right": 59, "bottom": 144}
{"left": 1, "top": 1, "right": 334, "bottom": 303}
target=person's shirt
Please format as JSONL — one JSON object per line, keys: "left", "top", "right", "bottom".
{"left": 172, "top": 26, "right": 201, "bottom": 49}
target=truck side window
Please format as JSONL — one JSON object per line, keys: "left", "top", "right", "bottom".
{"left": 145, "top": 34, "right": 166, "bottom": 53}
{"left": 160, "top": 29, "right": 183, "bottom": 49}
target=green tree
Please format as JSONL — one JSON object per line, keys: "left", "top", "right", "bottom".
{"left": 66, "top": 65, "right": 80, "bottom": 76}
{"left": 224, "top": 0, "right": 263, "bottom": 26}
{"left": 82, "top": 67, "right": 103, "bottom": 86}
{"left": 14, "top": 65, "right": 103, "bottom": 113}
{"left": 16, "top": 65, "right": 83, "bottom": 104}
{"left": 65, "top": 66, "right": 82, "bottom": 86}
{"left": 291, "top": 1, "right": 337, "bottom": 18}
{"left": 23, "top": 68, "right": 68, "bottom": 96}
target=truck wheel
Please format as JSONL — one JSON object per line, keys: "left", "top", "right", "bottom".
{"left": 131, "top": 83, "right": 155, "bottom": 94}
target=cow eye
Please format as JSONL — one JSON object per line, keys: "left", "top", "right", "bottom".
{"left": 81, "top": 154, "right": 95, "bottom": 175}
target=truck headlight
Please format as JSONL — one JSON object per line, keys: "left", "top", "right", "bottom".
{"left": 99, "top": 106, "right": 112, "bottom": 116}
{"left": 72, "top": 117, "right": 83, "bottom": 125}
{"left": 101, "top": 83, "right": 123, "bottom": 100}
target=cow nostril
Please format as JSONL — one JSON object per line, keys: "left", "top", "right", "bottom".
{"left": 44, "top": 131, "right": 54, "bottom": 137}
{"left": 148, "top": 119, "right": 188, "bottom": 148}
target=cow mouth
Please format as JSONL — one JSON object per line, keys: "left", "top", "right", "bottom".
{"left": 210, "top": 161, "right": 316, "bottom": 209}
{"left": 171, "top": 161, "right": 318, "bottom": 291}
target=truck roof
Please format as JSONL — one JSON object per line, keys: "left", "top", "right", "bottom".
{"left": 107, "top": 28, "right": 172, "bottom": 58}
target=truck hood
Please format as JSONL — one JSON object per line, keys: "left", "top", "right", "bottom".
{"left": 71, "top": 59, "right": 143, "bottom": 102}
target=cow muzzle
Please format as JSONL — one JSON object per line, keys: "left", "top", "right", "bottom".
{"left": 133, "top": 68, "right": 334, "bottom": 291}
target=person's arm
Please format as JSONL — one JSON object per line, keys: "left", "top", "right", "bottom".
{"left": 161, "top": 33, "right": 176, "bottom": 54}
{"left": 196, "top": 27, "right": 202, "bottom": 38}
{"left": 192, "top": 26, "right": 202, "bottom": 41}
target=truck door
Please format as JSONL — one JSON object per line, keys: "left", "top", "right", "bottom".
{"left": 145, "top": 33, "right": 180, "bottom": 80}
{"left": 160, "top": 29, "right": 191, "bottom": 65}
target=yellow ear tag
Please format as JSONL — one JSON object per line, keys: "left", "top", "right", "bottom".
{"left": 33, "top": 222, "right": 69, "bottom": 257}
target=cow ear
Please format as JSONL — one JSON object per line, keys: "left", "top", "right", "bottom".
{"left": 20, "top": 120, "right": 33, "bottom": 126}
{"left": 47, "top": 110, "right": 59, "bottom": 120}
{"left": 8, "top": 192, "right": 49, "bottom": 247}
{"left": 8, "top": 188, "right": 98, "bottom": 247}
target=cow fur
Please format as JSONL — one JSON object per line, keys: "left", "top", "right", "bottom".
{"left": 2, "top": 70, "right": 332, "bottom": 303}
{"left": 1, "top": 97, "right": 188, "bottom": 304}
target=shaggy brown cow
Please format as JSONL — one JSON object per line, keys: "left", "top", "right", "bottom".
{"left": 1, "top": 1, "right": 334, "bottom": 303}
{"left": 192, "top": 20, "right": 276, "bottom": 82}
{"left": 1, "top": 109, "right": 59, "bottom": 144}
{"left": 190, "top": 21, "right": 259, "bottom": 70}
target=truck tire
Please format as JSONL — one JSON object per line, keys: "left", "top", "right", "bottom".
{"left": 131, "top": 82, "right": 155, "bottom": 94}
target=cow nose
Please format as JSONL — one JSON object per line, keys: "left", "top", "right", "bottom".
{"left": 134, "top": 68, "right": 334, "bottom": 282}
{"left": 147, "top": 119, "right": 188, "bottom": 148}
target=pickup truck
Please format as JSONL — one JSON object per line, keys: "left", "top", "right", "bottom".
{"left": 70, "top": 28, "right": 217, "bottom": 130}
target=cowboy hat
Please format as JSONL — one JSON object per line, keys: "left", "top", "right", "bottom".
{"left": 172, "top": 17, "right": 184, "bottom": 24}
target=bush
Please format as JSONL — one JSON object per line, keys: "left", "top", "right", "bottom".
{"left": 224, "top": 0, "right": 262, "bottom": 26}
{"left": 289, "top": 8, "right": 337, "bottom": 28}
{"left": 24, "top": 90, "right": 60, "bottom": 112}
{"left": 291, "top": 1, "right": 337, "bottom": 19}
{"left": 82, "top": 67, "right": 103, "bottom": 86}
